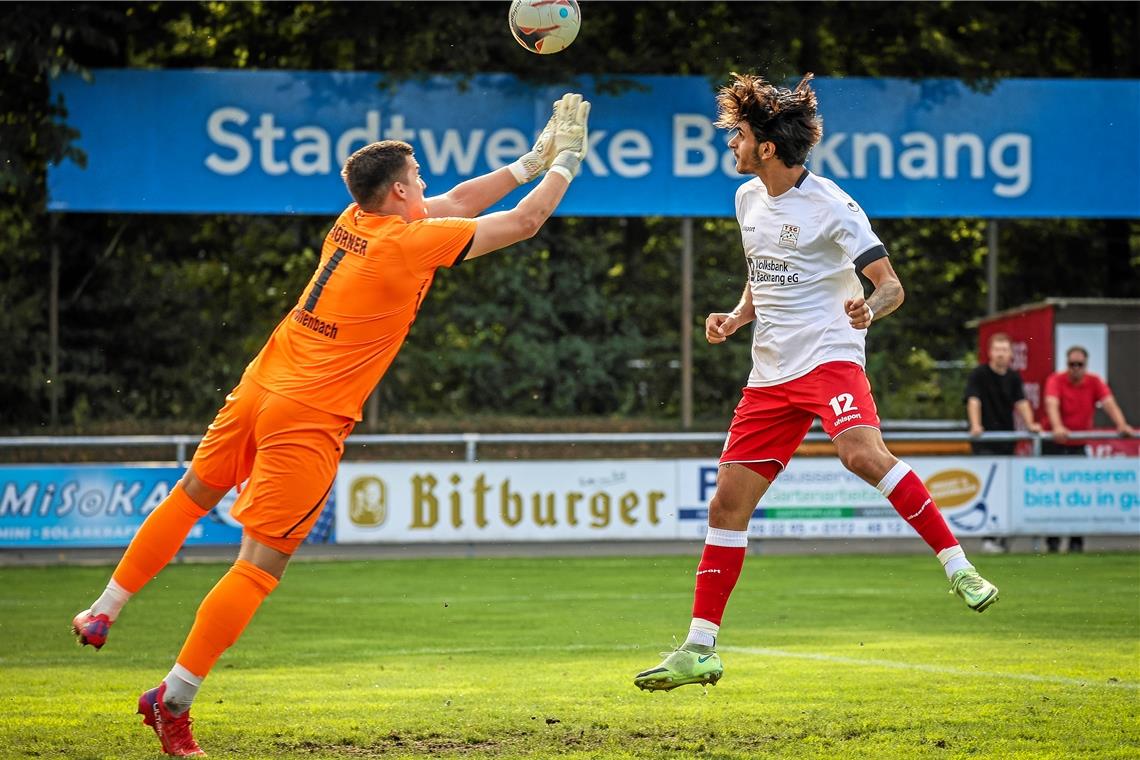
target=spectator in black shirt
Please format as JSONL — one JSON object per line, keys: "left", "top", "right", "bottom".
{"left": 965, "top": 332, "right": 1041, "bottom": 552}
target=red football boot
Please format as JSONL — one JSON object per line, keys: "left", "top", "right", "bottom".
{"left": 137, "top": 683, "right": 207, "bottom": 757}
{"left": 71, "top": 609, "right": 112, "bottom": 650}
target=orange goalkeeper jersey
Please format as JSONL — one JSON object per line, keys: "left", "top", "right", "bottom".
{"left": 245, "top": 204, "right": 476, "bottom": 420}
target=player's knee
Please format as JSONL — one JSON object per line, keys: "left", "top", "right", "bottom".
{"left": 838, "top": 447, "right": 875, "bottom": 479}
{"left": 239, "top": 537, "right": 292, "bottom": 580}
{"left": 181, "top": 470, "right": 229, "bottom": 512}
{"left": 708, "top": 491, "right": 753, "bottom": 524}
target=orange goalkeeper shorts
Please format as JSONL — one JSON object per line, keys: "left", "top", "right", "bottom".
{"left": 191, "top": 377, "right": 354, "bottom": 554}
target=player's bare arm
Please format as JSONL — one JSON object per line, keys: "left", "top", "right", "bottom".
{"left": 706, "top": 281, "right": 755, "bottom": 344}
{"left": 845, "top": 257, "right": 904, "bottom": 329}
{"left": 423, "top": 168, "right": 524, "bottom": 219}
{"left": 465, "top": 95, "right": 590, "bottom": 260}
{"left": 464, "top": 170, "right": 570, "bottom": 258}
{"left": 423, "top": 96, "right": 568, "bottom": 218}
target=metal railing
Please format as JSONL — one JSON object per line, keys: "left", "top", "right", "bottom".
{"left": 0, "top": 427, "right": 1129, "bottom": 466}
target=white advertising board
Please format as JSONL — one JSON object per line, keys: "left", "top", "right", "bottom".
{"left": 335, "top": 460, "right": 678, "bottom": 543}
{"left": 676, "top": 457, "right": 1010, "bottom": 540}
{"left": 333, "top": 456, "right": 1137, "bottom": 543}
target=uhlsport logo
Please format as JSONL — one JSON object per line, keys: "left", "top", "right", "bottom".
{"left": 779, "top": 224, "right": 800, "bottom": 249}
{"left": 349, "top": 476, "right": 386, "bottom": 527}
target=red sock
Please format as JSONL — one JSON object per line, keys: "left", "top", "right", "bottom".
{"left": 877, "top": 463, "right": 958, "bottom": 553}
{"left": 692, "top": 533, "right": 747, "bottom": 626}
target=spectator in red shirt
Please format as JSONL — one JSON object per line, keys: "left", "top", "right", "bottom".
{"left": 1044, "top": 346, "right": 1135, "bottom": 450}
{"left": 1042, "top": 345, "right": 1135, "bottom": 553}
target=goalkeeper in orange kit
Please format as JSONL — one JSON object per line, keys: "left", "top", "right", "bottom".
{"left": 71, "top": 94, "right": 591, "bottom": 757}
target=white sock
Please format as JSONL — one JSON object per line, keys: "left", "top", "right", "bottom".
{"left": 685, "top": 617, "right": 720, "bottom": 648}
{"left": 937, "top": 545, "right": 973, "bottom": 579}
{"left": 162, "top": 664, "right": 204, "bottom": 715}
{"left": 704, "top": 526, "right": 749, "bottom": 548}
{"left": 90, "top": 579, "right": 132, "bottom": 621}
{"left": 874, "top": 461, "right": 912, "bottom": 497}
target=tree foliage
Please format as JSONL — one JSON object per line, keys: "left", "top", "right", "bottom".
{"left": 1, "top": 1, "right": 1137, "bottom": 430}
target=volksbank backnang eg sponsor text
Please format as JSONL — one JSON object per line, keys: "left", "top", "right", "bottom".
{"left": 48, "top": 72, "right": 1139, "bottom": 217}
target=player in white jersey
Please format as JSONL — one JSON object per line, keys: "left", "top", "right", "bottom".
{"left": 634, "top": 73, "right": 999, "bottom": 692}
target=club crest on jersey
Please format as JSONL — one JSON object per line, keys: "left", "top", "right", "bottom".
{"left": 779, "top": 224, "right": 800, "bottom": 249}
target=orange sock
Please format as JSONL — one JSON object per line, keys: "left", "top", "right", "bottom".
{"left": 111, "top": 484, "right": 209, "bottom": 593}
{"left": 175, "top": 559, "right": 279, "bottom": 678}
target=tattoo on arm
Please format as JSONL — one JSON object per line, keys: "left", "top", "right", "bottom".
{"left": 865, "top": 279, "right": 903, "bottom": 322}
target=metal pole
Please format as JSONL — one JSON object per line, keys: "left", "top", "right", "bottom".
{"left": 987, "top": 220, "right": 999, "bottom": 315}
{"left": 681, "top": 217, "right": 694, "bottom": 429}
{"left": 49, "top": 219, "right": 60, "bottom": 426}
{"left": 464, "top": 433, "right": 478, "bottom": 463}
{"left": 366, "top": 386, "right": 379, "bottom": 429}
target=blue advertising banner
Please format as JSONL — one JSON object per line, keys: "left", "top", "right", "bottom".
{"left": 0, "top": 465, "right": 242, "bottom": 548}
{"left": 49, "top": 71, "right": 1139, "bottom": 218}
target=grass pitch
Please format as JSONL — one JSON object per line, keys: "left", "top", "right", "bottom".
{"left": 1, "top": 552, "right": 1137, "bottom": 759}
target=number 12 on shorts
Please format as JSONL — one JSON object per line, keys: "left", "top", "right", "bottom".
{"left": 828, "top": 393, "right": 857, "bottom": 416}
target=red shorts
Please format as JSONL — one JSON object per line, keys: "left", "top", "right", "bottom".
{"left": 191, "top": 379, "right": 354, "bottom": 554}
{"left": 719, "top": 361, "right": 880, "bottom": 481}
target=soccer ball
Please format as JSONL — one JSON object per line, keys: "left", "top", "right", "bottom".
{"left": 508, "top": 0, "right": 581, "bottom": 55}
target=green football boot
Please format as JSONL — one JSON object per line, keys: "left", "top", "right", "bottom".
{"left": 950, "top": 568, "right": 999, "bottom": 612}
{"left": 634, "top": 644, "right": 723, "bottom": 691}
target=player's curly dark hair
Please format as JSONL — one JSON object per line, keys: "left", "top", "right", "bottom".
{"left": 341, "top": 140, "right": 414, "bottom": 210}
{"left": 715, "top": 73, "right": 822, "bottom": 168}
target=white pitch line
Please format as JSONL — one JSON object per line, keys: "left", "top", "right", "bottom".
{"left": 17, "top": 641, "right": 1136, "bottom": 691}
{"left": 722, "top": 645, "right": 1140, "bottom": 690}
{"left": 317, "top": 591, "right": 690, "bottom": 605}
{"left": 328, "top": 642, "right": 1138, "bottom": 691}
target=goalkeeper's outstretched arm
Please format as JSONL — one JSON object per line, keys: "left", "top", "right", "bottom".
{"left": 464, "top": 95, "right": 591, "bottom": 260}
{"left": 425, "top": 93, "right": 573, "bottom": 219}
{"left": 424, "top": 168, "right": 521, "bottom": 219}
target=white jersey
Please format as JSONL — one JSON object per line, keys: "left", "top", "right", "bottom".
{"left": 735, "top": 170, "right": 886, "bottom": 387}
